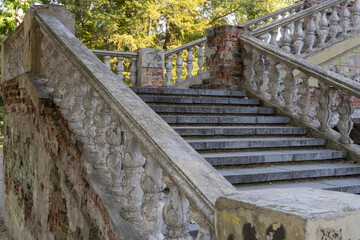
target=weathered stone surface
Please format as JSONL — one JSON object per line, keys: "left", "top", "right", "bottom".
{"left": 137, "top": 48, "right": 164, "bottom": 87}
{"left": 216, "top": 188, "right": 360, "bottom": 240}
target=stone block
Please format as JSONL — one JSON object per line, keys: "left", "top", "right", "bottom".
{"left": 137, "top": 48, "right": 164, "bottom": 87}
{"left": 215, "top": 188, "right": 360, "bottom": 240}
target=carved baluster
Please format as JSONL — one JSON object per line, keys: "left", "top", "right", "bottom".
{"left": 186, "top": 47, "right": 194, "bottom": 79}
{"left": 141, "top": 154, "right": 165, "bottom": 240}
{"left": 197, "top": 43, "right": 205, "bottom": 74}
{"left": 242, "top": 44, "right": 254, "bottom": 89}
{"left": 299, "top": 74, "right": 310, "bottom": 123}
{"left": 294, "top": 19, "right": 305, "bottom": 55}
{"left": 268, "top": 57, "right": 280, "bottom": 103}
{"left": 306, "top": 14, "right": 316, "bottom": 52}
{"left": 121, "top": 130, "right": 145, "bottom": 225}
{"left": 104, "top": 55, "right": 111, "bottom": 69}
{"left": 82, "top": 89, "right": 97, "bottom": 153}
{"left": 72, "top": 79, "right": 87, "bottom": 142}
{"left": 117, "top": 56, "right": 125, "bottom": 82}
{"left": 330, "top": 5, "right": 340, "bottom": 42}
{"left": 337, "top": 91, "right": 353, "bottom": 144}
{"left": 166, "top": 55, "right": 173, "bottom": 86}
{"left": 319, "top": 10, "right": 329, "bottom": 47}
{"left": 105, "top": 111, "right": 124, "bottom": 195}
{"left": 255, "top": 23, "right": 261, "bottom": 30}
{"left": 93, "top": 99, "right": 109, "bottom": 169}
{"left": 253, "top": 50, "right": 266, "bottom": 94}
{"left": 176, "top": 51, "right": 184, "bottom": 82}
{"left": 318, "top": 81, "right": 331, "bottom": 132}
{"left": 130, "top": 57, "right": 137, "bottom": 86}
{"left": 269, "top": 29, "right": 278, "bottom": 47}
{"left": 352, "top": 0, "right": 360, "bottom": 31}
{"left": 191, "top": 208, "right": 216, "bottom": 240}
{"left": 341, "top": 1, "right": 351, "bottom": 36}
{"left": 281, "top": 24, "right": 292, "bottom": 52}
{"left": 283, "top": 66, "right": 295, "bottom": 112}
{"left": 163, "top": 174, "right": 192, "bottom": 240}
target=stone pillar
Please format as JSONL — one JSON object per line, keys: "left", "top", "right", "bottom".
{"left": 205, "top": 25, "right": 249, "bottom": 90}
{"left": 137, "top": 48, "right": 165, "bottom": 87}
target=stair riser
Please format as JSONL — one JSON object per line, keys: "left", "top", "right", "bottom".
{"left": 175, "top": 127, "right": 306, "bottom": 136}
{"left": 131, "top": 87, "right": 247, "bottom": 97}
{"left": 150, "top": 106, "right": 275, "bottom": 115}
{"left": 162, "top": 116, "right": 290, "bottom": 125}
{"left": 140, "top": 96, "right": 260, "bottom": 105}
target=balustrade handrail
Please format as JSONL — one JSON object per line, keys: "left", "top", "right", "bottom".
{"left": 35, "top": 11, "right": 237, "bottom": 232}
{"left": 240, "top": 33, "right": 360, "bottom": 98}
{"left": 252, "top": 0, "right": 347, "bottom": 37}
{"left": 240, "top": 1, "right": 305, "bottom": 29}
{"left": 164, "top": 37, "right": 207, "bottom": 57}
{"left": 91, "top": 49, "right": 138, "bottom": 58}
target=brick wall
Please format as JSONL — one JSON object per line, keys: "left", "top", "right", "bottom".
{"left": 1, "top": 76, "right": 120, "bottom": 240}
{"left": 206, "top": 25, "right": 248, "bottom": 90}
{"left": 141, "top": 67, "right": 164, "bottom": 87}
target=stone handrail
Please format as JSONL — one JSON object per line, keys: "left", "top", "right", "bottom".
{"left": 164, "top": 37, "right": 207, "bottom": 86}
{"left": 92, "top": 49, "right": 139, "bottom": 86}
{"left": 34, "top": 8, "right": 237, "bottom": 240}
{"left": 251, "top": 0, "right": 359, "bottom": 56}
{"left": 240, "top": 33, "right": 360, "bottom": 158}
{"left": 240, "top": 1, "right": 305, "bottom": 30}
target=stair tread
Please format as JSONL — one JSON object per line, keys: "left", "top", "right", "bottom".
{"left": 162, "top": 115, "right": 290, "bottom": 124}
{"left": 187, "top": 137, "right": 324, "bottom": 142}
{"left": 131, "top": 87, "right": 247, "bottom": 97}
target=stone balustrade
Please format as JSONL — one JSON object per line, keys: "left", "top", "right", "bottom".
{"left": 240, "top": 33, "right": 360, "bottom": 158}
{"left": 251, "top": 0, "right": 360, "bottom": 56}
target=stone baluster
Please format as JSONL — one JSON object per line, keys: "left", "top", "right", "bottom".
{"left": 140, "top": 154, "right": 165, "bottom": 240}
{"left": 176, "top": 51, "right": 184, "bottom": 82}
{"left": 281, "top": 24, "right": 292, "bottom": 52}
{"left": 337, "top": 90, "right": 353, "bottom": 144}
{"left": 93, "top": 99, "right": 110, "bottom": 169}
{"left": 121, "top": 130, "right": 145, "bottom": 225}
{"left": 283, "top": 66, "right": 295, "bottom": 112}
{"left": 130, "top": 57, "right": 137, "bottom": 86}
{"left": 255, "top": 23, "right": 261, "bottom": 30}
{"left": 352, "top": 0, "right": 360, "bottom": 31}
{"left": 318, "top": 81, "right": 331, "bottom": 132}
{"left": 330, "top": 5, "right": 340, "bottom": 42}
{"left": 306, "top": 14, "right": 316, "bottom": 52}
{"left": 82, "top": 89, "right": 97, "bottom": 153}
{"left": 299, "top": 74, "right": 310, "bottom": 123}
{"left": 242, "top": 44, "right": 254, "bottom": 89}
{"left": 105, "top": 111, "right": 124, "bottom": 195}
{"left": 319, "top": 10, "right": 329, "bottom": 47}
{"left": 253, "top": 50, "right": 266, "bottom": 94}
{"left": 162, "top": 174, "right": 192, "bottom": 240}
{"left": 190, "top": 208, "right": 216, "bottom": 240}
{"left": 294, "top": 19, "right": 305, "bottom": 55}
{"left": 197, "top": 43, "right": 205, "bottom": 74}
{"left": 166, "top": 55, "right": 173, "bottom": 86}
{"left": 341, "top": 1, "right": 351, "bottom": 36}
{"left": 269, "top": 29, "right": 278, "bottom": 47}
{"left": 71, "top": 80, "right": 87, "bottom": 142}
{"left": 104, "top": 55, "right": 111, "bottom": 69}
{"left": 268, "top": 56, "right": 280, "bottom": 103}
{"left": 116, "top": 56, "right": 125, "bottom": 82}
{"left": 186, "top": 47, "right": 194, "bottom": 79}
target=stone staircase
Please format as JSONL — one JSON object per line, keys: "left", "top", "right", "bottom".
{"left": 132, "top": 87, "right": 360, "bottom": 194}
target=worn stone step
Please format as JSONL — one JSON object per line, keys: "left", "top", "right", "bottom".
{"left": 139, "top": 95, "right": 260, "bottom": 105}
{"left": 236, "top": 177, "right": 360, "bottom": 194}
{"left": 173, "top": 126, "right": 306, "bottom": 136}
{"left": 186, "top": 137, "right": 326, "bottom": 150}
{"left": 201, "top": 149, "right": 345, "bottom": 165}
{"left": 150, "top": 105, "right": 275, "bottom": 115}
{"left": 131, "top": 86, "right": 246, "bottom": 97}
{"left": 161, "top": 115, "right": 290, "bottom": 125}
{"left": 218, "top": 163, "right": 360, "bottom": 184}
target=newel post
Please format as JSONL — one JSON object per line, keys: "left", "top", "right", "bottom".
{"left": 137, "top": 48, "right": 165, "bottom": 87}
{"left": 205, "top": 25, "right": 249, "bottom": 90}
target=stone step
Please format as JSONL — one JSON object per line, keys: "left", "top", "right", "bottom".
{"left": 201, "top": 149, "right": 345, "bottom": 165}
{"left": 150, "top": 104, "right": 275, "bottom": 115}
{"left": 173, "top": 126, "right": 306, "bottom": 136}
{"left": 218, "top": 163, "right": 360, "bottom": 184}
{"left": 236, "top": 177, "right": 360, "bottom": 194}
{"left": 161, "top": 115, "right": 290, "bottom": 125}
{"left": 139, "top": 95, "right": 260, "bottom": 105}
{"left": 186, "top": 137, "right": 326, "bottom": 150}
{"left": 131, "top": 87, "right": 246, "bottom": 97}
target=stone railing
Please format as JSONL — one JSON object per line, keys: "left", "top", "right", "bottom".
{"left": 240, "top": 0, "right": 305, "bottom": 30}
{"left": 31, "top": 6, "right": 237, "bottom": 240}
{"left": 164, "top": 37, "right": 207, "bottom": 86}
{"left": 240, "top": 33, "right": 360, "bottom": 158}
{"left": 92, "top": 49, "right": 139, "bottom": 85}
{"left": 251, "top": 0, "right": 360, "bottom": 56}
